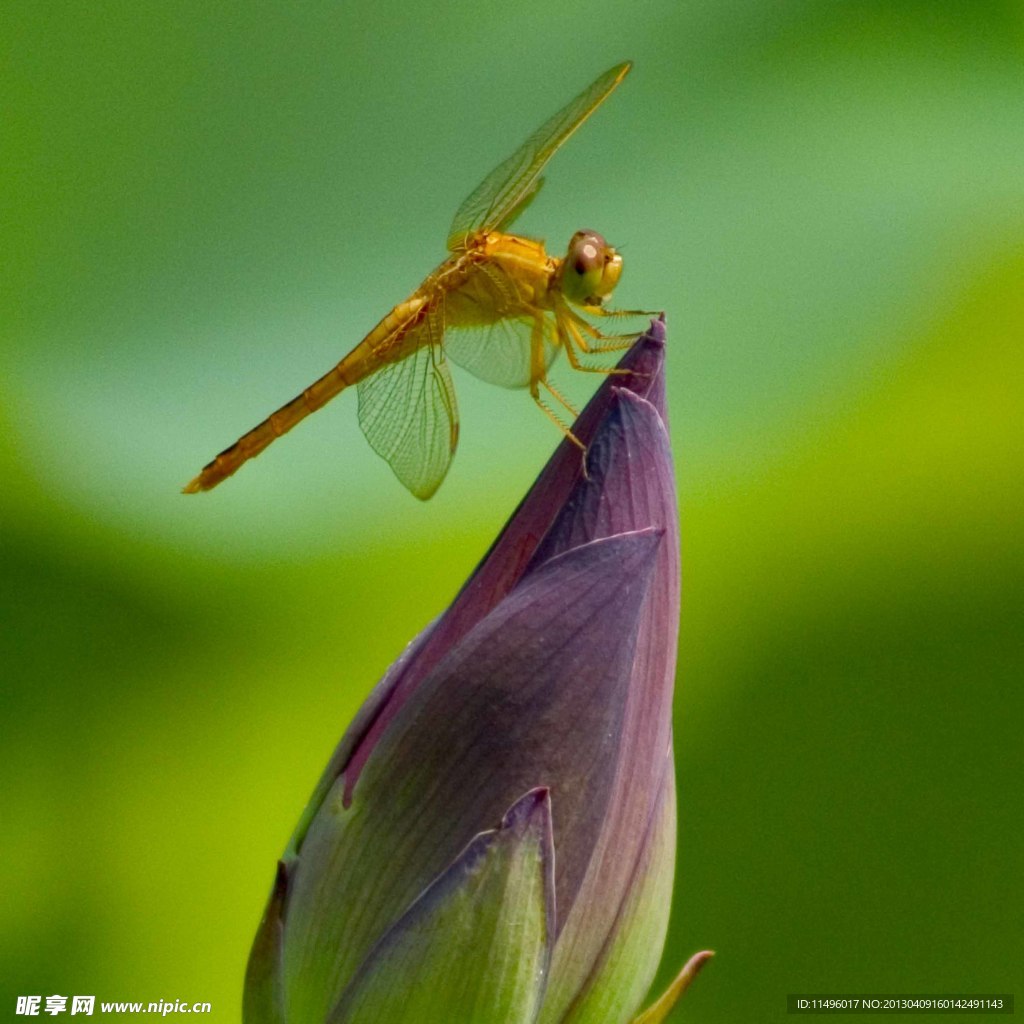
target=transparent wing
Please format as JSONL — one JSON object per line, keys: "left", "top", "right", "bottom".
{"left": 445, "top": 314, "right": 559, "bottom": 389}
{"left": 493, "top": 176, "right": 545, "bottom": 233}
{"left": 356, "top": 305, "right": 458, "bottom": 500}
{"left": 446, "top": 61, "right": 632, "bottom": 251}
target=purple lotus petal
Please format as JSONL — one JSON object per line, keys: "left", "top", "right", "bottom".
{"left": 339, "top": 319, "right": 668, "bottom": 798}
{"left": 535, "top": 387, "right": 680, "bottom": 1022}
{"left": 281, "top": 529, "right": 664, "bottom": 1024}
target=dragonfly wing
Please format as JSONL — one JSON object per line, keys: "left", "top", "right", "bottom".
{"left": 446, "top": 61, "right": 632, "bottom": 251}
{"left": 356, "top": 305, "right": 458, "bottom": 500}
{"left": 445, "top": 314, "right": 559, "bottom": 389}
{"left": 493, "top": 176, "right": 545, "bottom": 233}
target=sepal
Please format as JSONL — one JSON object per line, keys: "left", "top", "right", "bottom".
{"left": 631, "top": 951, "right": 715, "bottom": 1024}
{"left": 243, "top": 859, "right": 290, "bottom": 1024}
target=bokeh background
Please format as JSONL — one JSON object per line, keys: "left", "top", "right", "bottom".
{"left": 3, "top": 1, "right": 1022, "bottom": 1021}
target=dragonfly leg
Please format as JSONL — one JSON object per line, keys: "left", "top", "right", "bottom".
{"left": 558, "top": 309, "right": 634, "bottom": 373}
{"left": 564, "top": 307, "right": 642, "bottom": 352}
{"left": 530, "top": 316, "right": 586, "bottom": 454}
{"left": 583, "top": 305, "right": 662, "bottom": 319}
{"left": 529, "top": 384, "right": 585, "bottom": 452}
{"left": 541, "top": 377, "right": 579, "bottom": 419}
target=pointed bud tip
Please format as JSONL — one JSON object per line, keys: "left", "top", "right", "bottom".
{"left": 500, "top": 787, "right": 552, "bottom": 833}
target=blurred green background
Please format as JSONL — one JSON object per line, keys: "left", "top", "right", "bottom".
{"left": 3, "top": 1, "right": 1022, "bottom": 1020}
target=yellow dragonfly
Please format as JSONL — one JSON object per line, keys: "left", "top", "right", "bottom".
{"left": 184, "top": 60, "right": 651, "bottom": 499}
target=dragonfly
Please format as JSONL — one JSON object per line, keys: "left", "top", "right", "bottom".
{"left": 184, "top": 60, "right": 653, "bottom": 500}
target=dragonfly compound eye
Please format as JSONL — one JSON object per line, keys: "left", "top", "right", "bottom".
{"left": 570, "top": 231, "right": 607, "bottom": 275}
{"left": 563, "top": 230, "right": 621, "bottom": 304}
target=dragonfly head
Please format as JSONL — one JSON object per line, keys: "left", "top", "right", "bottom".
{"left": 560, "top": 230, "right": 623, "bottom": 306}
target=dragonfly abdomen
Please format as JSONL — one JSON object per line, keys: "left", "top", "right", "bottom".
{"left": 183, "top": 292, "right": 436, "bottom": 493}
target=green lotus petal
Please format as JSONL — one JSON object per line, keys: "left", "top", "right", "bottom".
{"left": 328, "top": 789, "right": 555, "bottom": 1024}
{"left": 544, "top": 753, "right": 675, "bottom": 1024}
{"left": 243, "top": 859, "right": 289, "bottom": 1024}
